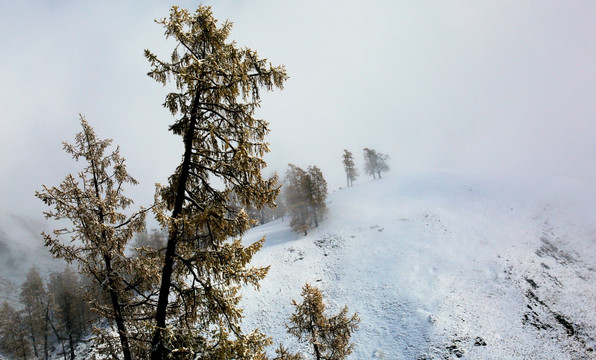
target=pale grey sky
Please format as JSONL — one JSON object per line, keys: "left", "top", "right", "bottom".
{"left": 1, "top": 1, "right": 595, "bottom": 220}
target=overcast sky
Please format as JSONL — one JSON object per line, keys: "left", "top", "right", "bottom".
{"left": 1, "top": 1, "right": 595, "bottom": 220}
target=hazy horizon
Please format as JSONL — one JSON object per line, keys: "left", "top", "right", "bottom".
{"left": 1, "top": 1, "right": 595, "bottom": 221}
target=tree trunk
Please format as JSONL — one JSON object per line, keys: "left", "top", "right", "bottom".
{"left": 87, "top": 138, "right": 133, "bottom": 360}
{"left": 104, "top": 254, "right": 132, "bottom": 360}
{"left": 68, "top": 331, "right": 75, "bottom": 360}
{"left": 18, "top": 331, "right": 28, "bottom": 360}
{"left": 314, "top": 343, "right": 321, "bottom": 360}
{"left": 309, "top": 324, "right": 321, "bottom": 360}
{"left": 44, "top": 301, "right": 50, "bottom": 360}
{"left": 151, "top": 102, "right": 199, "bottom": 360}
{"left": 26, "top": 308, "right": 39, "bottom": 359}
{"left": 48, "top": 311, "right": 67, "bottom": 360}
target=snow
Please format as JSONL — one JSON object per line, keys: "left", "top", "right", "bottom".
{"left": 240, "top": 170, "right": 596, "bottom": 359}
{"left": 17, "top": 169, "right": 595, "bottom": 359}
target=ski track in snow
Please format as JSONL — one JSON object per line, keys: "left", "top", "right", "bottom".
{"left": 241, "top": 171, "right": 596, "bottom": 359}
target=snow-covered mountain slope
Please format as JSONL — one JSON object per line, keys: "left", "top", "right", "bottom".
{"left": 240, "top": 170, "right": 596, "bottom": 359}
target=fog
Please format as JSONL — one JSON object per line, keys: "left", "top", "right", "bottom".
{"left": 1, "top": 0, "right": 594, "bottom": 223}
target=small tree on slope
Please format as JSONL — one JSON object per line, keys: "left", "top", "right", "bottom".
{"left": 287, "top": 284, "right": 360, "bottom": 360}
{"left": 145, "top": 5, "right": 287, "bottom": 359}
{"left": 273, "top": 344, "right": 303, "bottom": 360}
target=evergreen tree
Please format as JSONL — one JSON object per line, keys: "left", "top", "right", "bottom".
{"left": 273, "top": 192, "right": 288, "bottom": 222}
{"left": 287, "top": 284, "right": 360, "bottom": 360}
{"left": 145, "top": 5, "right": 287, "bottom": 359}
{"left": 0, "top": 301, "right": 30, "bottom": 360}
{"left": 306, "top": 166, "right": 328, "bottom": 228}
{"left": 284, "top": 164, "right": 328, "bottom": 235}
{"left": 363, "top": 148, "right": 390, "bottom": 179}
{"left": 36, "top": 117, "right": 147, "bottom": 360}
{"left": 284, "top": 164, "right": 311, "bottom": 235}
{"left": 341, "top": 150, "right": 358, "bottom": 187}
{"left": 20, "top": 267, "right": 48, "bottom": 359}
{"left": 48, "top": 268, "right": 83, "bottom": 360}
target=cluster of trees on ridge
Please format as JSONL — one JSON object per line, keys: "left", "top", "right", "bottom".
{"left": 341, "top": 148, "right": 390, "bottom": 188}
{"left": 282, "top": 164, "right": 328, "bottom": 235}
{"left": 1, "top": 6, "right": 362, "bottom": 360}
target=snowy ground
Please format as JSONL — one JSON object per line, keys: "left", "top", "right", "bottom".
{"left": 240, "top": 170, "right": 596, "bottom": 359}
{"left": 6, "top": 170, "right": 594, "bottom": 359}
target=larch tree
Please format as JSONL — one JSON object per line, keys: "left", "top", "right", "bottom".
{"left": 341, "top": 150, "right": 358, "bottom": 187}
{"left": 363, "top": 148, "right": 390, "bottom": 179}
{"left": 0, "top": 301, "right": 30, "bottom": 360}
{"left": 273, "top": 191, "right": 288, "bottom": 222}
{"left": 284, "top": 164, "right": 328, "bottom": 235}
{"left": 306, "top": 165, "right": 328, "bottom": 228}
{"left": 145, "top": 5, "right": 287, "bottom": 359}
{"left": 36, "top": 117, "right": 147, "bottom": 360}
{"left": 48, "top": 268, "right": 82, "bottom": 360}
{"left": 375, "top": 153, "right": 390, "bottom": 178}
{"left": 20, "top": 267, "right": 48, "bottom": 359}
{"left": 287, "top": 284, "right": 360, "bottom": 360}
{"left": 284, "top": 164, "right": 311, "bottom": 235}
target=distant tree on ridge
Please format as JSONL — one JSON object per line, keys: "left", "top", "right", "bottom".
{"left": 363, "top": 148, "right": 389, "bottom": 179}
{"left": 342, "top": 150, "right": 358, "bottom": 187}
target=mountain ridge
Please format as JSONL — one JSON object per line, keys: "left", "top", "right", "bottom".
{"left": 240, "top": 170, "right": 596, "bottom": 359}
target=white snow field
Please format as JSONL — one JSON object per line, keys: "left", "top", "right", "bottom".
{"left": 240, "top": 170, "right": 596, "bottom": 359}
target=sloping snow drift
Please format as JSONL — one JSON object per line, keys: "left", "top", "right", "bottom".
{"left": 240, "top": 170, "right": 596, "bottom": 359}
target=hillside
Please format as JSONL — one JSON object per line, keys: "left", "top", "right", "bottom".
{"left": 4, "top": 170, "right": 595, "bottom": 359}
{"left": 0, "top": 214, "right": 58, "bottom": 305}
{"left": 240, "top": 170, "right": 596, "bottom": 359}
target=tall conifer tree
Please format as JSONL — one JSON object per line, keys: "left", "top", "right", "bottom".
{"left": 145, "top": 6, "right": 287, "bottom": 358}
{"left": 36, "top": 117, "right": 147, "bottom": 360}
